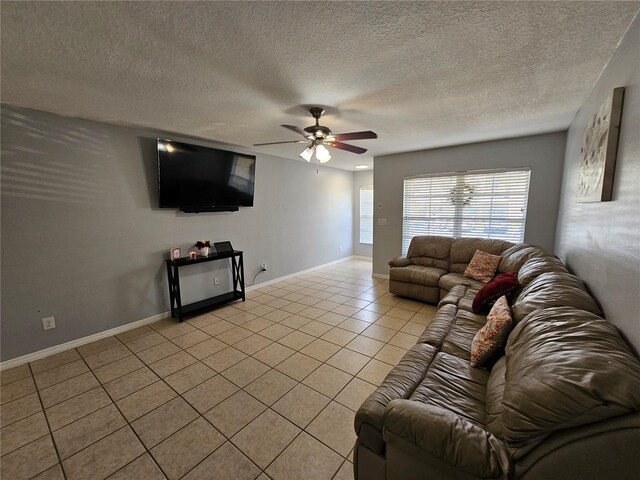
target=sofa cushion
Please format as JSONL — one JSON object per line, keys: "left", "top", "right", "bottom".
{"left": 438, "top": 272, "right": 484, "bottom": 292}
{"left": 450, "top": 237, "right": 513, "bottom": 274}
{"left": 485, "top": 356, "right": 506, "bottom": 438}
{"left": 470, "top": 296, "right": 513, "bottom": 367}
{"left": 502, "top": 306, "right": 640, "bottom": 458}
{"left": 388, "top": 256, "right": 412, "bottom": 268}
{"left": 355, "top": 343, "right": 438, "bottom": 452}
{"left": 472, "top": 272, "right": 519, "bottom": 314}
{"left": 498, "top": 244, "right": 547, "bottom": 273}
{"left": 511, "top": 272, "right": 602, "bottom": 323}
{"left": 406, "top": 235, "right": 452, "bottom": 271}
{"left": 384, "top": 401, "right": 512, "bottom": 479}
{"left": 409, "top": 352, "right": 490, "bottom": 427}
{"left": 464, "top": 250, "right": 502, "bottom": 283}
{"left": 517, "top": 256, "right": 568, "bottom": 287}
{"left": 389, "top": 265, "right": 447, "bottom": 287}
{"left": 437, "top": 284, "right": 468, "bottom": 308}
{"left": 440, "top": 310, "right": 487, "bottom": 359}
{"left": 417, "top": 304, "right": 458, "bottom": 349}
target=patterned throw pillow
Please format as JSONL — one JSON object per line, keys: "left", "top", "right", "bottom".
{"left": 464, "top": 250, "right": 502, "bottom": 283}
{"left": 472, "top": 272, "right": 519, "bottom": 314}
{"left": 470, "top": 296, "right": 513, "bottom": 367}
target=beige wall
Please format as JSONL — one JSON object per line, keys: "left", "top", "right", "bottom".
{"left": 555, "top": 15, "right": 640, "bottom": 351}
{"left": 372, "top": 132, "right": 567, "bottom": 274}
{"left": 1, "top": 106, "right": 354, "bottom": 361}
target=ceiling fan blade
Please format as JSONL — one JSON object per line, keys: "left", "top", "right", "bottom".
{"left": 281, "top": 124, "right": 310, "bottom": 138}
{"left": 331, "top": 131, "right": 378, "bottom": 141}
{"left": 253, "top": 140, "right": 307, "bottom": 146}
{"left": 327, "top": 141, "right": 367, "bottom": 154}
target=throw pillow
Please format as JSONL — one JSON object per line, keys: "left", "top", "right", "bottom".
{"left": 470, "top": 296, "right": 513, "bottom": 367}
{"left": 472, "top": 272, "right": 519, "bottom": 314}
{"left": 464, "top": 250, "right": 502, "bottom": 283}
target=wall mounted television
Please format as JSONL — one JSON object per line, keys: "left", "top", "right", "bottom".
{"left": 157, "top": 139, "right": 256, "bottom": 213}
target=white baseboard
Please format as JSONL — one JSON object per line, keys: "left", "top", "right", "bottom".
{"left": 1, "top": 255, "right": 366, "bottom": 371}
{"left": 0, "top": 311, "right": 170, "bottom": 371}
{"left": 372, "top": 273, "right": 390, "bottom": 280}
{"left": 351, "top": 255, "right": 373, "bottom": 261}
{"left": 246, "top": 255, "right": 357, "bottom": 290}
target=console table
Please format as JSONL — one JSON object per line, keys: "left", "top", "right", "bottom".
{"left": 165, "top": 250, "right": 245, "bottom": 322}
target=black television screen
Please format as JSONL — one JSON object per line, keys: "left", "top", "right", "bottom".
{"left": 157, "top": 139, "right": 255, "bottom": 210}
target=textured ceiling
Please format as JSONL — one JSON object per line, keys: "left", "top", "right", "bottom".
{"left": 1, "top": 1, "right": 638, "bottom": 170}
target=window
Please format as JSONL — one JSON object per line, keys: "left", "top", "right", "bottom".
{"left": 360, "top": 185, "right": 373, "bottom": 244}
{"left": 402, "top": 168, "right": 531, "bottom": 254}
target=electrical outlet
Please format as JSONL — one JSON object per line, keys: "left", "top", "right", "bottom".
{"left": 42, "top": 316, "right": 56, "bottom": 331}
{"left": 339, "top": 246, "right": 343, "bottom": 253}
{"left": 214, "top": 277, "right": 220, "bottom": 285}
{"left": 261, "top": 264, "right": 267, "bottom": 272}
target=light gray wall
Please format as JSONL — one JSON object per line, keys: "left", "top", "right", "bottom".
{"left": 372, "top": 132, "right": 567, "bottom": 274}
{"left": 1, "top": 106, "right": 353, "bottom": 361}
{"left": 352, "top": 170, "right": 374, "bottom": 258}
{"left": 555, "top": 16, "right": 640, "bottom": 351}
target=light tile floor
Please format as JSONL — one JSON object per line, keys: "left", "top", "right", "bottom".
{"left": 0, "top": 259, "right": 437, "bottom": 480}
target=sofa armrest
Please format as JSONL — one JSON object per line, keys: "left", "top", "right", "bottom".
{"left": 383, "top": 400, "right": 512, "bottom": 479}
{"left": 389, "top": 256, "right": 412, "bottom": 267}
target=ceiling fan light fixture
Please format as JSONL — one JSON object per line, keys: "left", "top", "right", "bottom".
{"left": 300, "top": 145, "right": 314, "bottom": 162}
{"left": 316, "top": 144, "right": 331, "bottom": 163}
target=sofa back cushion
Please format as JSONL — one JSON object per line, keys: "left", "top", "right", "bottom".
{"left": 517, "top": 256, "right": 568, "bottom": 287}
{"left": 511, "top": 271, "right": 602, "bottom": 323}
{"left": 498, "top": 244, "right": 548, "bottom": 273}
{"left": 501, "top": 307, "right": 640, "bottom": 458}
{"left": 406, "top": 235, "right": 453, "bottom": 270}
{"left": 450, "top": 238, "right": 513, "bottom": 274}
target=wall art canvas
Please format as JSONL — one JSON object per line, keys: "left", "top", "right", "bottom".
{"left": 577, "top": 87, "right": 624, "bottom": 202}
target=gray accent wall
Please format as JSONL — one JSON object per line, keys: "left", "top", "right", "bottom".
{"left": 555, "top": 16, "right": 640, "bottom": 351}
{"left": 372, "top": 132, "right": 567, "bottom": 275}
{"left": 352, "top": 170, "right": 374, "bottom": 258}
{"left": 1, "top": 106, "right": 353, "bottom": 361}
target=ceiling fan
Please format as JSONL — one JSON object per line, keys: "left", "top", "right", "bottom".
{"left": 253, "top": 107, "right": 377, "bottom": 164}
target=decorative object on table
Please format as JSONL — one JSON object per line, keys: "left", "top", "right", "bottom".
{"left": 195, "top": 240, "right": 210, "bottom": 257}
{"left": 189, "top": 249, "right": 197, "bottom": 260}
{"left": 170, "top": 247, "right": 182, "bottom": 261}
{"left": 213, "top": 241, "right": 233, "bottom": 253}
{"left": 577, "top": 86, "right": 624, "bottom": 202}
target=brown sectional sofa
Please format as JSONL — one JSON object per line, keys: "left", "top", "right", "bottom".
{"left": 354, "top": 235, "right": 640, "bottom": 480}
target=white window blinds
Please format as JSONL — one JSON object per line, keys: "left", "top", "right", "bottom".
{"left": 360, "top": 185, "right": 373, "bottom": 244}
{"left": 402, "top": 168, "right": 531, "bottom": 255}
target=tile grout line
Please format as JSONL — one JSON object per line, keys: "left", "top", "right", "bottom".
{"left": 26, "top": 361, "right": 69, "bottom": 480}
{"left": 5, "top": 263, "right": 422, "bottom": 480}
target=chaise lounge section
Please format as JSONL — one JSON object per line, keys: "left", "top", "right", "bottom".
{"left": 355, "top": 235, "right": 640, "bottom": 480}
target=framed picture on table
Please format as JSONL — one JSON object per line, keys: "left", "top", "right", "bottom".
{"left": 170, "top": 247, "right": 182, "bottom": 260}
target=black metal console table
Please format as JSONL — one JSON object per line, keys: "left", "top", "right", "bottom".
{"left": 165, "top": 250, "right": 245, "bottom": 322}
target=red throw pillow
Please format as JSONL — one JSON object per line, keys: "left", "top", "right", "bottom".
{"left": 472, "top": 272, "right": 519, "bottom": 314}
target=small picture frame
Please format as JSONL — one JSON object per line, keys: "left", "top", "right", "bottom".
{"left": 170, "top": 247, "right": 182, "bottom": 260}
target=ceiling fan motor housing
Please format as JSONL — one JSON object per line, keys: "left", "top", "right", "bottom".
{"left": 304, "top": 125, "right": 332, "bottom": 138}
{"left": 253, "top": 105, "right": 376, "bottom": 158}
{"left": 305, "top": 107, "right": 331, "bottom": 138}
